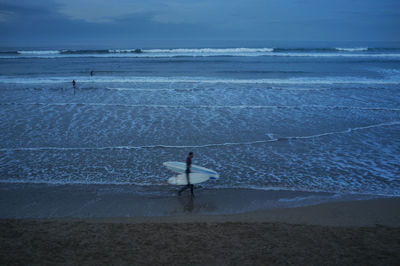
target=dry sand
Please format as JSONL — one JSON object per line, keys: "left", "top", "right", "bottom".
{"left": 1, "top": 198, "right": 399, "bottom": 265}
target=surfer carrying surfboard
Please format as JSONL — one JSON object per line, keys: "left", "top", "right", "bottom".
{"left": 178, "top": 152, "right": 194, "bottom": 196}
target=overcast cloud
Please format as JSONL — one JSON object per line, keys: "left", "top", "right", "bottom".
{"left": 1, "top": 0, "right": 399, "bottom": 47}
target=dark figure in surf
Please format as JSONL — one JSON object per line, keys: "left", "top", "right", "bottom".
{"left": 72, "top": 80, "right": 77, "bottom": 95}
{"left": 178, "top": 152, "right": 194, "bottom": 196}
{"left": 90, "top": 71, "right": 94, "bottom": 76}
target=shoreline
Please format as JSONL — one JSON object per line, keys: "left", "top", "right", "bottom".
{"left": 1, "top": 182, "right": 399, "bottom": 227}
{"left": 0, "top": 182, "right": 390, "bottom": 219}
{"left": 1, "top": 183, "right": 399, "bottom": 265}
{"left": 1, "top": 197, "right": 399, "bottom": 265}
{"left": 2, "top": 197, "right": 399, "bottom": 227}
{"left": 81, "top": 197, "right": 400, "bottom": 227}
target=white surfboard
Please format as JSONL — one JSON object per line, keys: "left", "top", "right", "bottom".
{"left": 168, "top": 173, "right": 210, "bottom": 185}
{"left": 163, "top": 161, "right": 219, "bottom": 180}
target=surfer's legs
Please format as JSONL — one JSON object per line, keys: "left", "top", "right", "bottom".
{"left": 185, "top": 168, "right": 190, "bottom": 183}
{"left": 178, "top": 184, "right": 190, "bottom": 195}
{"left": 178, "top": 184, "right": 194, "bottom": 196}
{"left": 178, "top": 169, "right": 194, "bottom": 196}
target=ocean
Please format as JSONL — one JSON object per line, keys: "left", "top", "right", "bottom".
{"left": 0, "top": 44, "right": 399, "bottom": 201}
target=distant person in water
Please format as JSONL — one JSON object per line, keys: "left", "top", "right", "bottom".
{"left": 72, "top": 80, "right": 76, "bottom": 89}
{"left": 90, "top": 71, "right": 94, "bottom": 76}
{"left": 178, "top": 152, "right": 194, "bottom": 196}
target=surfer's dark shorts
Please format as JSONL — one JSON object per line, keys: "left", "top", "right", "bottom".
{"left": 186, "top": 168, "right": 191, "bottom": 174}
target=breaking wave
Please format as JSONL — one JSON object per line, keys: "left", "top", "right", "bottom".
{"left": 0, "top": 47, "right": 399, "bottom": 58}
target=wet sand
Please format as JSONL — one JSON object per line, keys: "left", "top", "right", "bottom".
{"left": 1, "top": 197, "right": 399, "bottom": 265}
{"left": 0, "top": 183, "right": 379, "bottom": 219}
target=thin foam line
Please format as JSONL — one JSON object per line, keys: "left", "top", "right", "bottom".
{"left": 1, "top": 121, "right": 399, "bottom": 152}
{"left": 1, "top": 102, "right": 400, "bottom": 111}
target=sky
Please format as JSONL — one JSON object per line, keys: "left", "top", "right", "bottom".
{"left": 1, "top": 0, "right": 400, "bottom": 48}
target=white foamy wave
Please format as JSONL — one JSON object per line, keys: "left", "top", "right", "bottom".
{"left": 1, "top": 121, "right": 398, "bottom": 152}
{"left": 107, "top": 87, "right": 177, "bottom": 91}
{"left": 0, "top": 178, "right": 147, "bottom": 186}
{"left": 335, "top": 47, "right": 368, "bottom": 52}
{"left": 106, "top": 86, "right": 330, "bottom": 92}
{"left": 17, "top": 50, "right": 61, "bottom": 55}
{"left": 274, "top": 52, "right": 400, "bottom": 58}
{"left": 0, "top": 76, "right": 399, "bottom": 85}
{"left": 2, "top": 49, "right": 400, "bottom": 58}
{"left": 143, "top": 48, "right": 274, "bottom": 53}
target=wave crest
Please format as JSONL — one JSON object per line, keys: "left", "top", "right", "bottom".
{"left": 142, "top": 48, "right": 274, "bottom": 53}
{"left": 1, "top": 47, "right": 398, "bottom": 58}
{"left": 17, "top": 50, "right": 61, "bottom": 55}
{"left": 335, "top": 47, "right": 369, "bottom": 52}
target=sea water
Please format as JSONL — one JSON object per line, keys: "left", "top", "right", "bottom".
{"left": 0, "top": 44, "right": 399, "bottom": 198}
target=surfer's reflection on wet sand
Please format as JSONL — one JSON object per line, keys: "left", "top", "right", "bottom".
{"left": 176, "top": 193, "right": 218, "bottom": 214}
{"left": 178, "top": 195, "right": 195, "bottom": 213}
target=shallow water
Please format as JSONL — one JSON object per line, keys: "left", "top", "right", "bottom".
{"left": 0, "top": 47, "right": 399, "bottom": 196}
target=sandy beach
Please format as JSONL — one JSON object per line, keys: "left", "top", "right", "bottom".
{"left": 1, "top": 2, "right": 400, "bottom": 264}
{"left": 1, "top": 197, "right": 399, "bottom": 265}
